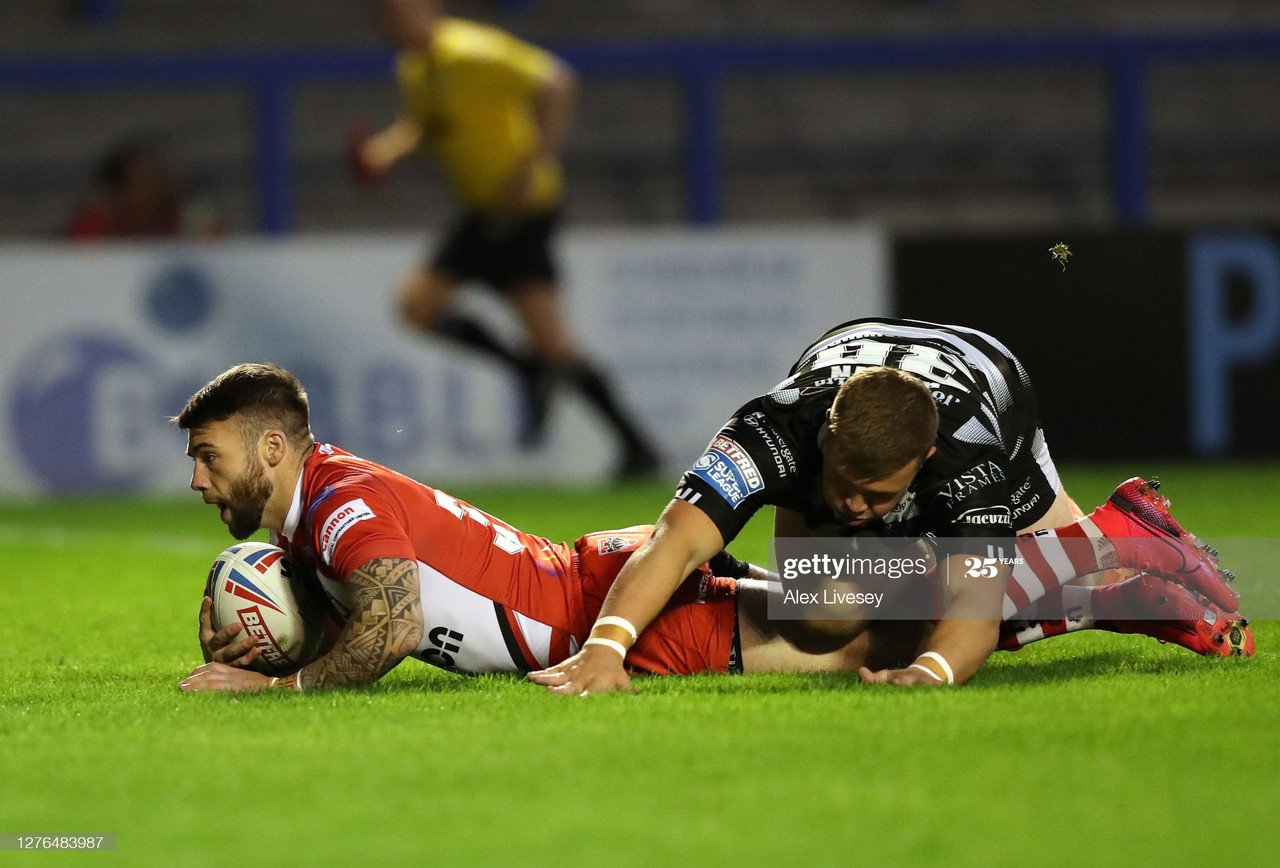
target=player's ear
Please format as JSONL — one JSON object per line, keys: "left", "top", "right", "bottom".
{"left": 925, "top": 445, "right": 938, "bottom": 461}
{"left": 262, "top": 429, "right": 288, "bottom": 467}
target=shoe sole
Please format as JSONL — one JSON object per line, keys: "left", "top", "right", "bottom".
{"left": 1112, "top": 573, "right": 1254, "bottom": 657}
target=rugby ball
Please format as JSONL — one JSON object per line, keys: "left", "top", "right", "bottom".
{"left": 206, "top": 542, "right": 323, "bottom": 677}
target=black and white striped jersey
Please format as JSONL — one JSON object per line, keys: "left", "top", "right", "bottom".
{"left": 675, "top": 317, "right": 1058, "bottom": 544}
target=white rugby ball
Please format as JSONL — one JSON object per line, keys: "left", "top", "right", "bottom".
{"left": 206, "top": 542, "right": 322, "bottom": 676}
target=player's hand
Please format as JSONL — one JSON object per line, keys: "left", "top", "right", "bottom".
{"left": 198, "top": 595, "right": 263, "bottom": 668}
{"left": 346, "top": 121, "right": 389, "bottom": 187}
{"left": 857, "top": 665, "right": 946, "bottom": 687}
{"left": 527, "top": 645, "right": 634, "bottom": 696}
{"left": 179, "top": 661, "right": 275, "bottom": 693}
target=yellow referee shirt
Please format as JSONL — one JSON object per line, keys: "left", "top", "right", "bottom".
{"left": 397, "top": 18, "right": 565, "bottom": 212}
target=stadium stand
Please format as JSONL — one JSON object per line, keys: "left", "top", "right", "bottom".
{"left": 0, "top": 1, "right": 1277, "bottom": 235}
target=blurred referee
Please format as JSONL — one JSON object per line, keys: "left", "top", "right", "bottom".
{"left": 352, "top": 0, "right": 660, "bottom": 477}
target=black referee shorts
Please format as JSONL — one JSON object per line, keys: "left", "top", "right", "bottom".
{"left": 430, "top": 209, "right": 561, "bottom": 293}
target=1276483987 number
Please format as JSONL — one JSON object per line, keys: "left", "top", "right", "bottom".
{"left": 3, "top": 834, "right": 114, "bottom": 850}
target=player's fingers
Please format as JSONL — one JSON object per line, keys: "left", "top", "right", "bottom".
{"left": 211, "top": 643, "right": 250, "bottom": 666}
{"left": 857, "top": 666, "right": 887, "bottom": 684}
{"left": 890, "top": 670, "right": 937, "bottom": 686}
{"left": 185, "top": 662, "right": 240, "bottom": 689}
{"left": 526, "top": 668, "right": 569, "bottom": 685}
{"left": 179, "top": 668, "right": 212, "bottom": 691}
{"left": 212, "top": 635, "right": 256, "bottom": 664}
{"left": 228, "top": 646, "right": 264, "bottom": 668}
{"left": 181, "top": 676, "right": 224, "bottom": 692}
{"left": 209, "top": 623, "right": 244, "bottom": 652}
{"left": 545, "top": 680, "right": 583, "bottom": 695}
{"left": 198, "top": 598, "right": 217, "bottom": 646}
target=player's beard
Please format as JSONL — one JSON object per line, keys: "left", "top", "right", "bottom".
{"left": 224, "top": 460, "right": 274, "bottom": 540}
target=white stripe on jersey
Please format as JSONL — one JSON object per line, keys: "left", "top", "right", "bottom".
{"left": 1032, "top": 428, "right": 1061, "bottom": 493}
{"left": 800, "top": 319, "right": 1026, "bottom": 397}
{"left": 795, "top": 320, "right": 1016, "bottom": 443}
{"left": 410, "top": 561, "right": 553, "bottom": 674}
{"left": 944, "top": 321, "right": 1032, "bottom": 389}
{"left": 854, "top": 322, "right": 1016, "bottom": 413}
{"left": 312, "top": 560, "right": 556, "bottom": 675}
{"left": 514, "top": 611, "right": 553, "bottom": 668}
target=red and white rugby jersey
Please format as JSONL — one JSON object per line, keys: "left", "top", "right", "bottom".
{"left": 273, "top": 444, "right": 583, "bottom": 675}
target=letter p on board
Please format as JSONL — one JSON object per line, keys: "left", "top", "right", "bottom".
{"left": 1188, "top": 233, "right": 1280, "bottom": 455}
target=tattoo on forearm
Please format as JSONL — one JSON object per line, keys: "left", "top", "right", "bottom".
{"left": 300, "top": 558, "right": 424, "bottom": 688}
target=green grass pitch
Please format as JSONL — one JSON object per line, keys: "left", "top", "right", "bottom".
{"left": 2, "top": 465, "right": 1277, "bottom": 863}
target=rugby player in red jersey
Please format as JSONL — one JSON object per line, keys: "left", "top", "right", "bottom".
{"left": 529, "top": 318, "right": 1251, "bottom": 695}
{"left": 175, "top": 364, "right": 913, "bottom": 693}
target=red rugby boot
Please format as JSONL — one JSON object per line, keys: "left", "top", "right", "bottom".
{"left": 1087, "top": 477, "right": 1240, "bottom": 611}
{"left": 1095, "top": 572, "right": 1254, "bottom": 658}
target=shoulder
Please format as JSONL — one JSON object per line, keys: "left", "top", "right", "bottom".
{"left": 692, "top": 393, "right": 817, "bottom": 494}
{"left": 300, "top": 450, "right": 416, "bottom": 571}
{"left": 436, "top": 18, "right": 556, "bottom": 78}
{"left": 303, "top": 450, "right": 403, "bottom": 530}
{"left": 435, "top": 19, "right": 521, "bottom": 59}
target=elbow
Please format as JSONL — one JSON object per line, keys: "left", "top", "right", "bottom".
{"left": 545, "top": 65, "right": 579, "bottom": 112}
{"left": 395, "top": 615, "right": 425, "bottom": 660}
{"left": 557, "top": 65, "right": 580, "bottom": 96}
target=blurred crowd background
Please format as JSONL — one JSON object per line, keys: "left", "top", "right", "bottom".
{"left": 2, "top": 0, "right": 1278, "bottom": 238}
{"left": 2, "top": 1, "right": 1278, "bottom": 496}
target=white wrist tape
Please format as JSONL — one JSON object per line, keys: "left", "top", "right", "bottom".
{"left": 593, "top": 615, "right": 638, "bottom": 643}
{"left": 583, "top": 637, "right": 628, "bottom": 659}
{"left": 917, "top": 651, "right": 955, "bottom": 684}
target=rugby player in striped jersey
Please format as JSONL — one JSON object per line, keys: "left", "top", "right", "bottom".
{"left": 530, "top": 318, "right": 1251, "bottom": 694}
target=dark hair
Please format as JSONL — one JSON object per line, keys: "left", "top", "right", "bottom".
{"left": 826, "top": 367, "right": 938, "bottom": 480}
{"left": 173, "top": 363, "right": 312, "bottom": 447}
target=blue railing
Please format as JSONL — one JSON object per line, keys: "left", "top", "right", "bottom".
{"left": 4, "top": 29, "right": 1279, "bottom": 233}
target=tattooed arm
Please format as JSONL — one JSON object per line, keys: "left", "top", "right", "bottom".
{"left": 180, "top": 557, "right": 424, "bottom": 693}
{"left": 283, "top": 557, "right": 424, "bottom": 689}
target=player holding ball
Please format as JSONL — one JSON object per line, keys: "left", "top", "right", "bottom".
{"left": 177, "top": 358, "right": 1250, "bottom": 695}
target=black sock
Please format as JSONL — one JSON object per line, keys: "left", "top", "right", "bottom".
{"left": 434, "top": 315, "right": 553, "bottom": 444}
{"left": 558, "top": 359, "right": 653, "bottom": 453}
{"left": 434, "top": 314, "right": 526, "bottom": 372}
